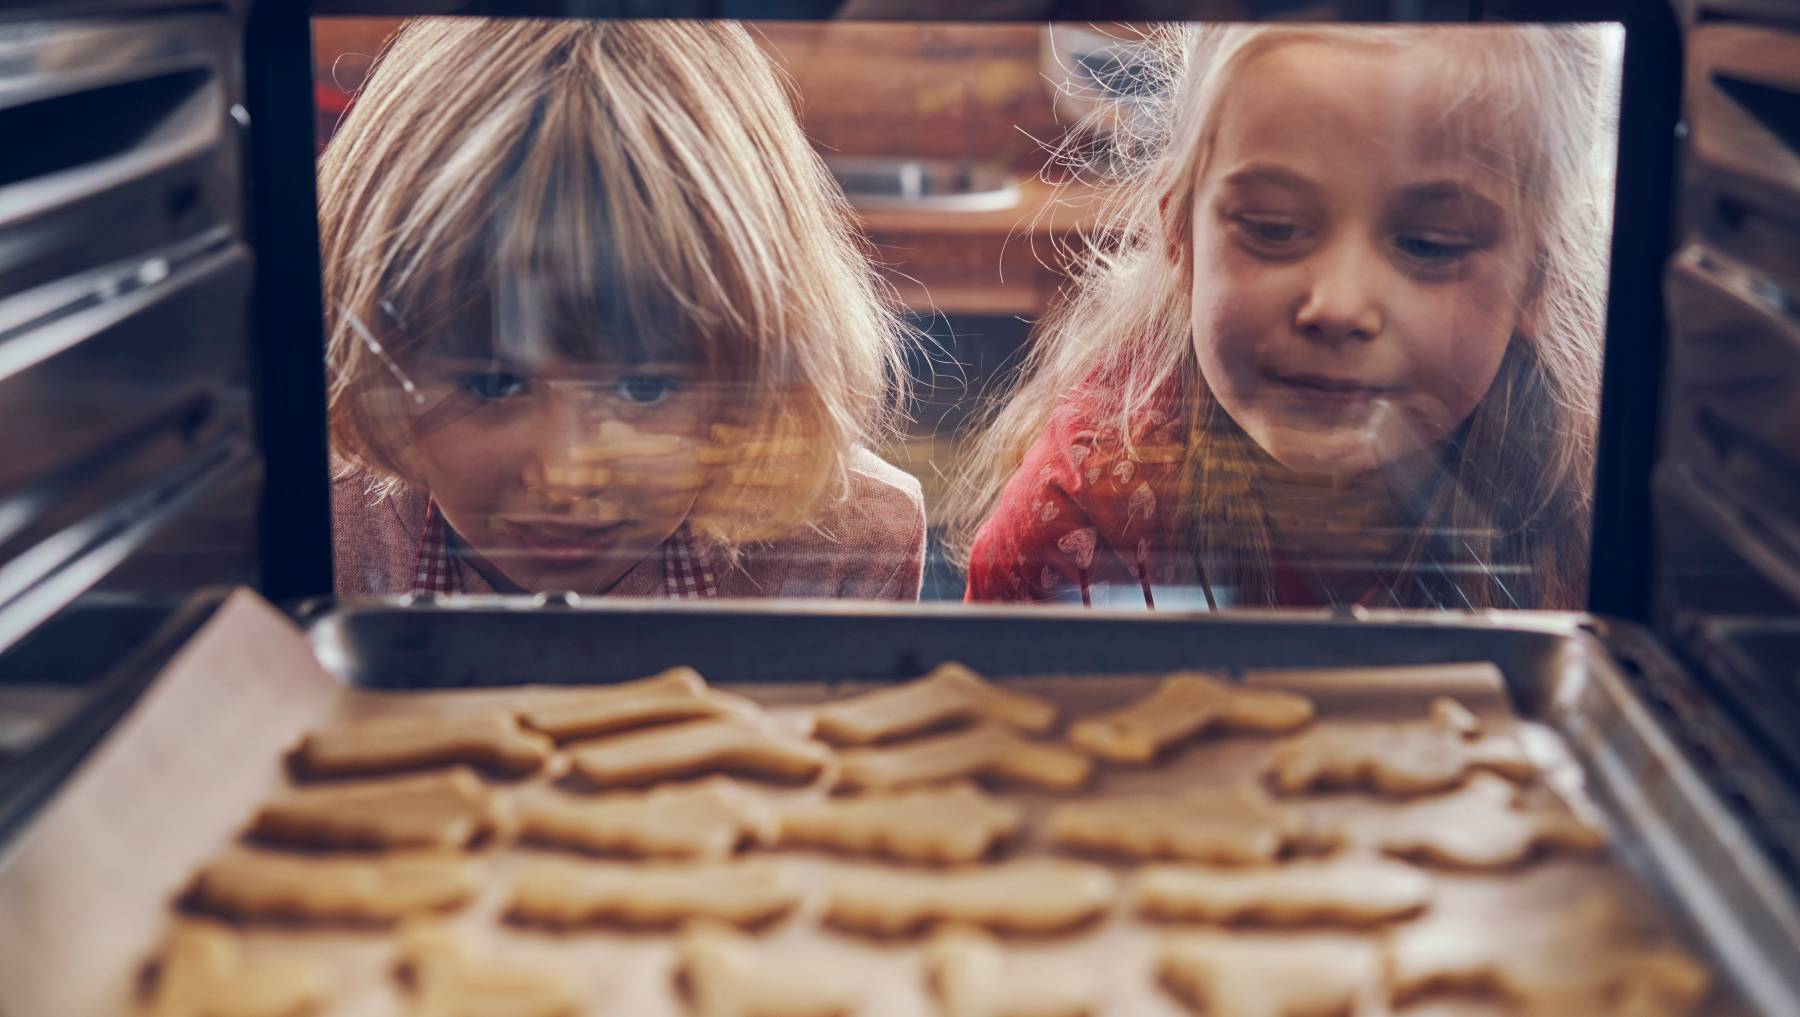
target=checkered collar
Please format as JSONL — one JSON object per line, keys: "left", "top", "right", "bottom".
{"left": 411, "top": 499, "right": 717, "bottom": 599}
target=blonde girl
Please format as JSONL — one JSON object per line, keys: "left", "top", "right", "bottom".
{"left": 324, "top": 18, "right": 926, "bottom": 599}
{"left": 952, "top": 24, "right": 1617, "bottom": 610}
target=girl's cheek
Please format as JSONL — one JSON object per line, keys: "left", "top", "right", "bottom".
{"left": 1194, "top": 253, "right": 1293, "bottom": 368}
{"left": 1404, "top": 269, "right": 1524, "bottom": 416}
{"left": 414, "top": 417, "right": 525, "bottom": 510}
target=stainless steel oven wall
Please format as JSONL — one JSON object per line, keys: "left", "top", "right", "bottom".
{"left": 1658, "top": 6, "right": 1800, "bottom": 620}
{"left": 0, "top": 3, "right": 261, "bottom": 779}
{"left": 0, "top": 5, "right": 260, "bottom": 654}
{"left": 1655, "top": 3, "right": 1800, "bottom": 786}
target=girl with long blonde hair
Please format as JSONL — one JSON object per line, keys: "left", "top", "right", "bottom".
{"left": 323, "top": 19, "right": 926, "bottom": 600}
{"left": 951, "top": 23, "right": 1617, "bottom": 610}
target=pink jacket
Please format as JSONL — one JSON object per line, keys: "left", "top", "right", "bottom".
{"left": 331, "top": 447, "right": 927, "bottom": 600}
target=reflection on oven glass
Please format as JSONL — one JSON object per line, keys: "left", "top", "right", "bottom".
{"left": 312, "top": 18, "right": 1621, "bottom": 609}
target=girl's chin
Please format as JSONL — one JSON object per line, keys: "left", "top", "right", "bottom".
{"left": 1265, "top": 446, "right": 1381, "bottom": 481}
{"left": 1247, "top": 426, "right": 1426, "bottom": 484}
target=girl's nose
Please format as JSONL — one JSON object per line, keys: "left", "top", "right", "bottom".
{"left": 521, "top": 388, "right": 610, "bottom": 504}
{"left": 531, "top": 383, "right": 603, "bottom": 461}
{"left": 1293, "top": 244, "right": 1384, "bottom": 345}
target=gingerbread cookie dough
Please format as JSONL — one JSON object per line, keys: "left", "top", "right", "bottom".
{"left": 695, "top": 431, "right": 811, "bottom": 466}
{"left": 289, "top": 711, "right": 553, "bottom": 780}
{"left": 519, "top": 667, "right": 757, "bottom": 743}
{"left": 813, "top": 663, "right": 1056, "bottom": 745}
{"left": 1069, "top": 673, "right": 1314, "bottom": 764}
{"left": 1386, "top": 895, "right": 1711, "bottom": 1016}
{"left": 1353, "top": 773, "right": 1607, "bottom": 869}
{"left": 1133, "top": 857, "right": 1434, "bottom": 926}
{"left": 926, "top": 925, "right": 1096, "bottom": 1017}
{"left": 507, "top": 859, "right": 800, "bottom": 928}
{"left": 825, "top": 858, "right": 1114, "bottom": 936}
{"left": 1159, "top": 933, "right": 1381, "bottom": 1017}
{"left": 678, "top": 920, "right": 861, "bottom": 1017}
{"left": 1429, "top": 695, "right": 1483, "bottom": 737}
{"left": 518, "top": 777, "right": 775, "bottom": 859}
{"left": 567, "top": 715, "right": 832, "bottom": 788}
{"left": 249, "top": 768, "right": 498, "bottom": 851}
{"left": 837, "top": 724, "right": 1092, "bottom": 792}
{"left": 1267, "top": 698, "right": 1535, "bottom": 796}
{"left": 143, "top": 920, "right": 328, "bottom": 1017}
{"left": 778, "top": 783, "right": 1024, "bottom": 864}
{"left": 396, "top": 925, "right": 576, "bottom": 1017}
{"left": 1048, "top": 785, "right": 1323, "bottom": 863}
{"left": 566, "top": 420, "right": 691, "bottom": 462}
{"left": 186, "top": 852, "right": 478, "bottom": 924}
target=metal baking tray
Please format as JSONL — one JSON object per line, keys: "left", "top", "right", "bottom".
{"left": 296, "top": 595, "right": 1800, "bottom": 1017}
{"left": 1, "top": 591, "right": 1797, "bottom": 1016}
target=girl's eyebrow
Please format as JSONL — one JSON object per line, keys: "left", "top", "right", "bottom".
{"left": 1393, "top": 180, "right": 1504, "bottom": 220}
{"left": 1218, "top": 163, "right": 1322, "bottom": 195}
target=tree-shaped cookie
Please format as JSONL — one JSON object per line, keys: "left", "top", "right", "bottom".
{"left": 289, "top": 711, "right": 553, "bottom": 780}
{"left": 1133, "top": 857, "right": 1433, "bottom": 926}
{"left": 250, "top": 768, "right": 498, "bottom": 850}
{"left": 519, "top": 777, "right": 776, "bottom": 859}
{"left": 1268, "top": 697, "right": 1534, "bottom": 796}
{"left": 143, "top": 920, "right": 328, "bottom": 1017}
{"left": 1048, "top": 785, "right": 1324, "bottom": 863}
{"left": 1070, "top": 673, "right": 1314, "bottom": 764}
{"left": 836, "top": 723, "right": 1092, "bottom": 792}
{"left": 826, "top": 858, "right": 1114, "bottom": 936}
{"left": 396, "top": 925, "right": 576, "bottom": 1017}
{"left": 926, "top": 925, "right": 1096, "bottom": 1017}
{"left": 1351, "top": 773, "right": 1606, "bottom": 868}
{"left": 677, "top": 919, "right": 861, "bottom": 1017}
{"left": 779, "top": 783, "right": 1024, "bottom": 863}
{"left": 519, "top": 667, "right": 758, "bottom": 743}
{"left": 186, "top": 851, "right": 479, "bottom": 923}
{"left": 1386, "top": 895, "right": 1711, "bottom": 1016}
{"left": 508, "top": 859, "right": 800, "bottom": 928}
{"left": 813, "top": 663, "right": 1056, "bottom": 745}
{"left": 567, "top": 715, "right": 832, "bottom": 788}
{"left": 1158, "top": 932, "right": 1382, "bottom": 1017}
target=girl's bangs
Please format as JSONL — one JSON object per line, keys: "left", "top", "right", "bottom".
{"left": 388, "top": 224, "right": 709, "bottom": 370}
{"left": 381, "top": 119, "right": 720, "bottom": 371}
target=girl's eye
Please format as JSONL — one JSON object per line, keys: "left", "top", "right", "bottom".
{"left": 459, "top": 371, "right": 528, "bottom": 400}
{"left": 1395, "top": 233, "right": 1475, "bottom": 263}
{"left": 1232, "top": 215, "right": 1310, "bottom": 251}
{"left": 617, "top": 375, "right": 681, "bottom": 405}
{"left": 1246, "top": 221, "right": 1298, "bottom": 242}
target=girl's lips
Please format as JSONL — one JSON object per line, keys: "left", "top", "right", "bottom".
{"left": 1264, "top": 371, "right": 1400, "bottom": 409}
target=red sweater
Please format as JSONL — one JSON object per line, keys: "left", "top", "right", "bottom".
{"left": 965, "top": 389, "right": 1380, "bottom": 609}
{"left": 966, "top": 389, "right": 1198, "bottom": 607}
